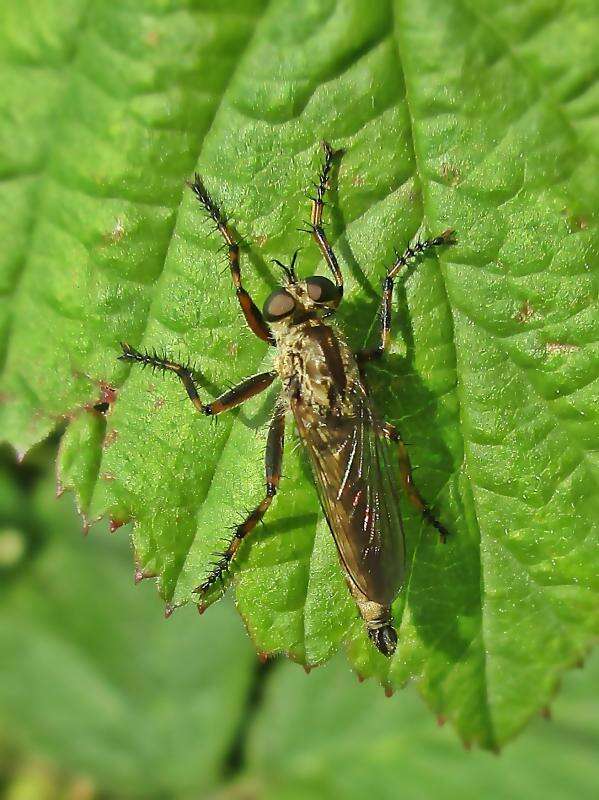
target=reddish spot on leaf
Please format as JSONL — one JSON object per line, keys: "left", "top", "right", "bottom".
{"left": 515, "top": 300, "right": 534, "bottom": 323}
{"left": 103, "top": 429, "right": 118, "bottom": 449}
{"left": 145, "top": 30, "right": 160, "bottom": 47}
{"left": 102, "top": 217, "right": 126, "bottom": 243}
{"left": 86, "top": 382, "right": 118, "bottom": 414}
{"left": 545, "top": 341, "right": 580, "bottom": 355}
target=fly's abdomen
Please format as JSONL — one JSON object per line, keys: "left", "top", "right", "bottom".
{"left": 279, "top": 320, "right": 405, "bottom": 653}
{"left": 291, "top": 390, "right": 405, "bottom": 608}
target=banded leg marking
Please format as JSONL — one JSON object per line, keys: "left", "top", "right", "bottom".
{"left": 382, "top": 421, "right": 449, "bottom": 543}
{"left": 119, "top": 343, "right": 276, "bottom": 416}
{"left": 194, "top": 409, "right": 286, "bottom": 597}
{"left": 188, "top": 175, "right": 275, "bottom": 345}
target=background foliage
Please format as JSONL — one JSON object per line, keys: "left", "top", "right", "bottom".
{"left": 1, "top": 448, "right": 598, "bottom": 798}
{"left": 0, "top": 0, "right": 597, "bottom": 761}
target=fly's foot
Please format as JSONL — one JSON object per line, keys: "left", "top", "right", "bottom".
{"left": 424, "top": 510, "right": 450, "bottom": 544}
{"left": 432, "top": 228, "right": 457, "bottom": 246}
{"left": 193, "top": 552, "right": 232, "bottom": 598}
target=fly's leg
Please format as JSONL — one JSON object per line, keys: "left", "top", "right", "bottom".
{"left": 381, "top": 421, "right": 449, "bottom": 543}
{"left": 303, "top": 141, "right": 344, "bottom": 295}
{"left": 356, "top": 230, "right": 455, "bottom": 364}
{"left": 119, "top": 343, "right": 276, "bottom": 416}
{"left": 188, "top": 175, "right": 275, "bottom": 345}
{"left": 194, "top": 409, "right": 285, "bottom": 601}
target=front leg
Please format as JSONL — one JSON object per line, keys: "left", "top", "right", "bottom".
{"left": 356, "top": 229, "right": 455, "bottom": 364}
{"left": 304, "top": 141, "right": 345, "bottom": 294}
{"left": 381, "top": 421, "right": 450, "bottom": 543}
{"left": 194, "top": 407, "right": 286, "bottom": 604}
{"left": 188, "top": 175, "right": 275, "bottom": 346}
{"left": 119, "top": 343, "right": 276, "bottom": 416}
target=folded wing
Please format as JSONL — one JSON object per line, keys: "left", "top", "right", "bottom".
{"left": 293, "top": 390, "right": 405, "bottom": 606}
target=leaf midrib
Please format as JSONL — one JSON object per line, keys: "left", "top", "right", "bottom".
{"left": 393, "top": 0, "right": 596, "bottom": 744}
{"left": 390, "top": 0, "right": 495, "bottom": 744}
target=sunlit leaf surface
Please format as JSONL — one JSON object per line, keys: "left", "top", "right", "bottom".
{"left": 0, "top": 0, "right": 597, "bottom": 748}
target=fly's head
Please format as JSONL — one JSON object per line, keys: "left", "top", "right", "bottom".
{"left": 263, "top": 250, "right": 342, "bottom": 330}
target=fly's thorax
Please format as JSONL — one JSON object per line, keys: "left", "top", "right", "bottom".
{"left": 273, "top": 318, "right": 361, "bottom": 415}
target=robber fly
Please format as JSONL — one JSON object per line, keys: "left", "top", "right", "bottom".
{"left": 119, "top": 142, "right": 453, "bottom": 657}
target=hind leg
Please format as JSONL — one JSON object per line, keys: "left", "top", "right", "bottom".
{"left": 381, "top": 421, "right": 449, "bottom": 543}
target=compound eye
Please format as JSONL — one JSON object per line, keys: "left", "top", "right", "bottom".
{"left": 306, "top": 276, "right": 340, "bottom": 306}
{"left": 263, "top": 288, "right": 295, "bottom": 322}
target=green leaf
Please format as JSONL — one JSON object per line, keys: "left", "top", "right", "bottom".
{"left": 231, "top": 650, "right": 599, "bottom": 800}
{"left": 0, "top": 465, "right": 256, "bottom": 796}
{"left": 0, "top": 0, "right": 597, "bottom": 749}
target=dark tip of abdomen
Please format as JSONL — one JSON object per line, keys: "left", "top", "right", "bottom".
{"left": 368, "top": 623, "right": 398, "bottom": 657}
